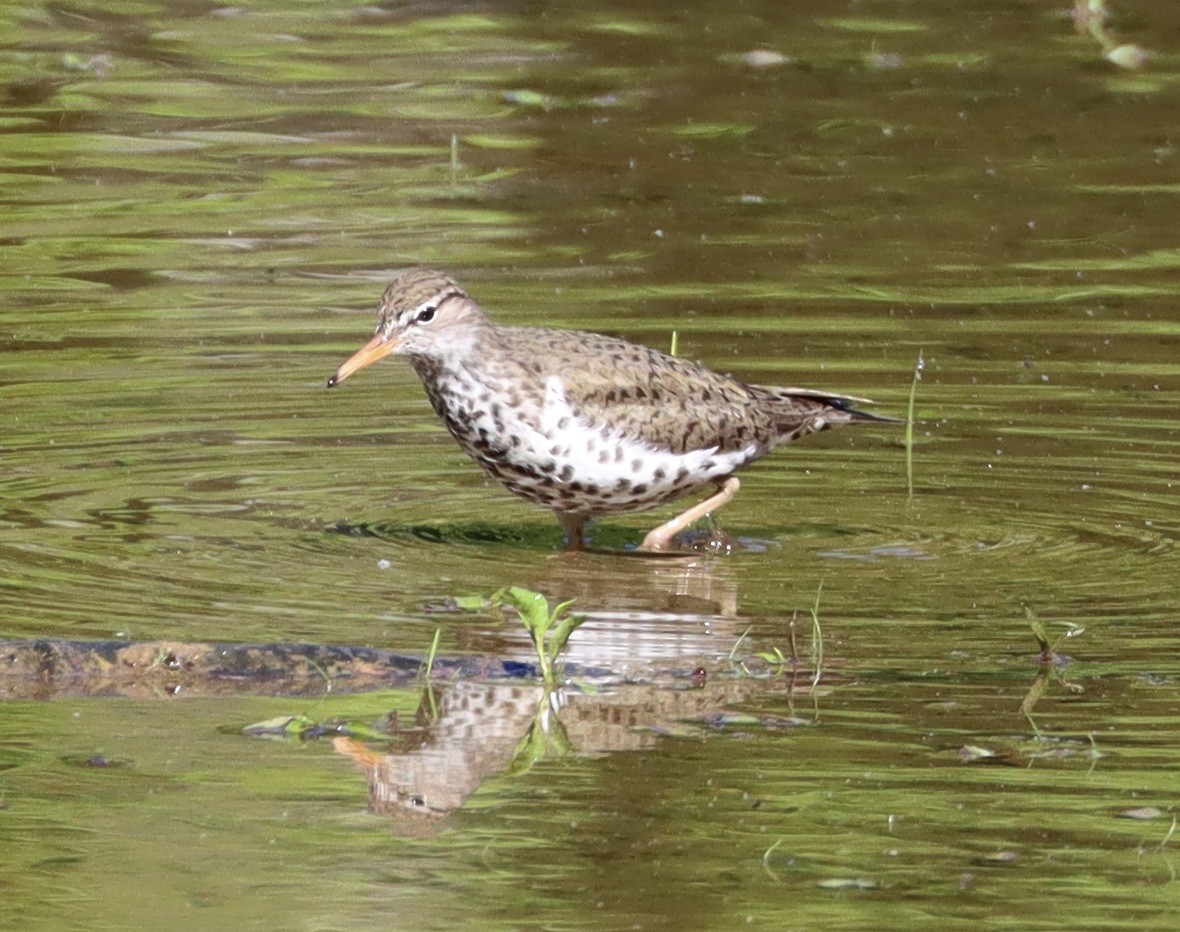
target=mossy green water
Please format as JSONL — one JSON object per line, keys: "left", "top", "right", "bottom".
{"left": 2, "top": 0, "right": 1177, "bottom": 928}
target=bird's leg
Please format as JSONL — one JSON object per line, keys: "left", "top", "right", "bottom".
{"left": 640, "top": 477, "right": 741, "bottom": 552}
{"left": 557, "top": 513, "right": 587, "bottom": 551}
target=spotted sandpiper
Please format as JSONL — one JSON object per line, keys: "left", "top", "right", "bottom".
{"left": 329, "top": 269, "right": 897, "bottom": 551}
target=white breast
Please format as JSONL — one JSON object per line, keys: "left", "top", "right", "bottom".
{"left": 434, "top": 371, "right": 759, "bottom": 515}
{"left": 531, "top": 376, "right": 755, "bottom": 485}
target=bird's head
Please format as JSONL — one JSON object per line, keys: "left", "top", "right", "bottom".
{"left": 328, "top": 269, "right": 488, "bottom": 387}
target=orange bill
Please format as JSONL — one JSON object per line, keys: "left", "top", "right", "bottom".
{"left": 327, "top": 333, "right": 397, "bottom": 387}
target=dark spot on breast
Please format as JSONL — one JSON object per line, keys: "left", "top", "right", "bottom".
{"left": 631, "top": 458, "right": 643, "bottom": 472}
{"left": 598, "top": 450, "right": 610, "bottom": 464}
{"left": 632, "top": 483, "right": 648, "bottom": 496}
{"left": 557, "top": 416, "right": 570, "bottom": 430}
{"left": 559, "top": 465, "right": 574, "bottom": 481}
{"left": 653, "top": 468, "right": 666, "bottom": 481}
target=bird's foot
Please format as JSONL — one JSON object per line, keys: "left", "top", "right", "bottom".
{"left": 639, "top": 477, "right": 740, "bottom": 553}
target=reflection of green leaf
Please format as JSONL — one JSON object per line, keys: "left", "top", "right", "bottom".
{"left": 243, "top": 715, "right": 314, "bottom": 738}
{"left": 1105, "top": 44, "right": 1149, "bottom": 72}
{"left": 1118, "top": 807, "right": 1164, "bottom": 821}
{"left": 505, "top": 691, "right": 572, "bottom": 775}
{"left": 816, "top": 878, "right": 878, "bottom": 890}
{"left": 1100, "top": 75, "right": 1166, "bottom": 95}
{"left": 1016, "top": 247, "right": 1180, "bottom": 272}
{"left": 818, "top": 17, "right": 927, "bottom": 33}
{"left": 821, "top": 17, "right": 920, "bottom": 33}
{"left": 1029, "top": 620, "right": 1050, "bottom": 653}
{"left": 340, "top": 721, "right": 392, "bottom": 742}
{"left": 586, "top": 19, "right": 662, "bottom": 37}
{"left": 505, "top": 719, "right": 549, "bottom": 776}
{"left": 815, "top": 118, "right": 894, "bottom": 137}
{"left": 244, "top": 715, "right": 392, "bottom": 743}
{"left": 668, "top": 122, "right": 754, "bottom": 139}
{"left": 707, "top": 713, "right": 760, "bottom": 726}
{"left": 502, "top": 89, "right": 550, "bottom": 108}
{"left": 464, "top": 133, "right": 542, "bottom": 149}
{"left": 1020, "top": 670, "right": 1050, "bottom": 722}
{"left": 421, "top": 628, "right": 442, "bottom": 684}
{"left": 919, "top": 53, "right": 990, "bottom": 68}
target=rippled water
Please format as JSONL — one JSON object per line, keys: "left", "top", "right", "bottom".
{"left": 2, "top": 1, "right": 1178, "bottom": 928}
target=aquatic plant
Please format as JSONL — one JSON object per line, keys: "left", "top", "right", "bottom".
{"left": 493, "top": 586, "right": 586, "bottom": 688}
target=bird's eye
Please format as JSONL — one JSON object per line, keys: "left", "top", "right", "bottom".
{"left": 415, "top": 305, "right": 437, "bottom": 324}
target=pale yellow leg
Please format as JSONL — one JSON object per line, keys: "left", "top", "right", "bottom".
{"left": 640, "top": 477, "right": 741, "bottom": 552}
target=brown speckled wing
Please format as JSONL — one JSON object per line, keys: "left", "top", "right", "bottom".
{"left": 494, "top": 328, "right": 775, "bottom": 455}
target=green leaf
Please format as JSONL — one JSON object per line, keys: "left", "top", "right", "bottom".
{"left": 242, "top": 714, "right": 315, "bottom": 739}
{"left": 505, "top": 586, "right": 551, "bottom": 632}
{"left": 339, "top": 721, "right": 392, "bottom": 742}
{"left": 546, "top": 609, "right": 587, "bottom": 665}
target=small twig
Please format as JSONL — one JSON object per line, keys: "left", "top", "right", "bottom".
{"left": 787, "top": 612, "right": 800, "bottom": 668}
{"left": 422, "top": 628, "right": 442, "bottom": 682}
{"left": 810, "top": 581, "right": 824, "bottom": 688}
{"left": 728, "top": 625, "right": 753, "bottom": 662}
{"left": 905, "top": 349, "right": 923, "bottom": 497}
{"left": 305, "top": 657, "right": 332, "bottom": 690}
{"left": 1158, "top": 815, "right": 1177, "bottom": 852}
{"left": 762, "top": 838, "right": 786, "bottom": 881}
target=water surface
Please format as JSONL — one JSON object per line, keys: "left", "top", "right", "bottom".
{"left": 2, "top": 1, "right": 1178, "bottom": 928}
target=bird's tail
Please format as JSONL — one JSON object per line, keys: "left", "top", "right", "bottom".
{"left": 744, "top": 384, "right": 903, "bottom": 448}
{"left": 751, "top": 385, "right": 904, "bottom": 425}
